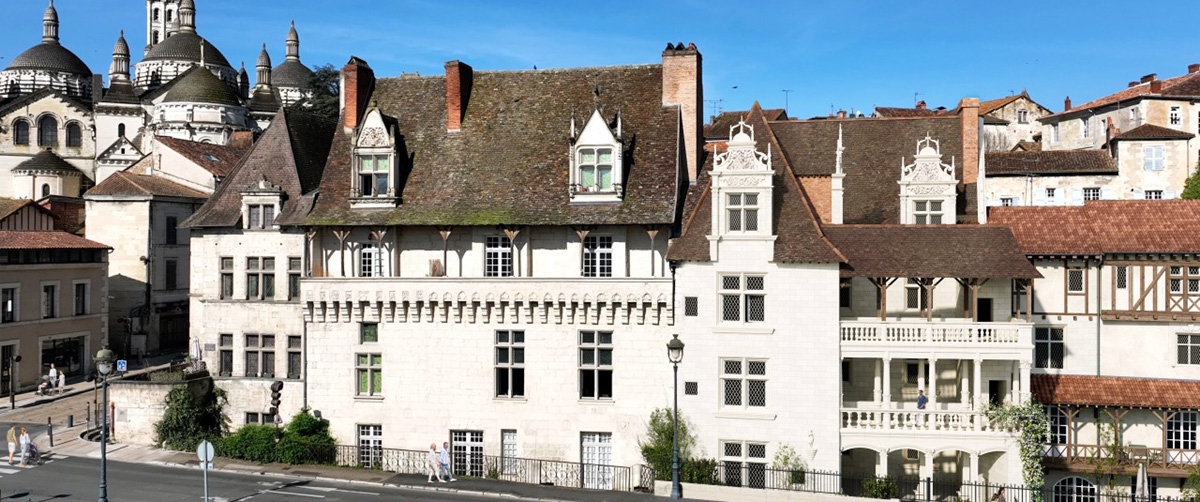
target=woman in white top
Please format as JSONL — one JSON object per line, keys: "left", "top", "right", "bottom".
{"left": 426, "top": 443, "right": 445, "bottom": 483}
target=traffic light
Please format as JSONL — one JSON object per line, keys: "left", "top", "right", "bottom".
{"left": 269, "top": 380, "right": 283, "bottom": 419}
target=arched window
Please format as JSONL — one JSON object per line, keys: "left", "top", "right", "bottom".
{"left": 41, "top": 184, "right": 50, "bottom": 198}
{"left": 152, "top": 31, "right": 160, "bottom": 44}
{"left": 153, "top": 8, "right": 160, "bottom": 21}
{"left": 66, "top": 123, "right": 82, "bottom": 148}
{"left": 166, "top": 9, "right": 173, "bottom": 22}
{"left": 12, "top": 120, "right": 29, "bottom": 145}
{"left": 37, "top": 116, "right": 57, "bottom": 147}
{"left": 117, "top": 123, "right": 126, "bottom": 137}
{"left": 1053, "top": 477, "right": 1096, "bottom": 502}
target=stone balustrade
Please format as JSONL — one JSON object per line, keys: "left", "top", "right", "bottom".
{"left": 841, "top": 408, "right": 1011, "bottom": 433}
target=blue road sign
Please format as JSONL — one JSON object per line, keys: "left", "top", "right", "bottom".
{"left": 116, "top": 360, "right": 127, "bottom": 372}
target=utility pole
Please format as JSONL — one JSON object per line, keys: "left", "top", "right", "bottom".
{"left": 782, "top": 90, "right": 793, "bottom": 117}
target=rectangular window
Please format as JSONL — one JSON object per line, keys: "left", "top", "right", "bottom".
{"left": 1000, "top": 197, "right": 1014, "bottom": 207}
{"left": 1144, "top": 146, "right": 1165, "bottom": 171}
{"left": 358, "top": 155, "right": 390, "bottom": 197}
{"left": 1130, "top": 107, "right": 1141, "bottom": 124}
{"left": 245, "top": 412, "right": 261, "bottom": 425}
{"left": 839, "top": 279, "right": 851, "bottom": 308}
{"left": 720, "top": 441, "right": 767, "bottom": 488}
{"left": 220, "top": 257, "right": 234, "bottom": 299}
{"left": 1035, "top": 327, "right": 1065, "bottom": 369}
{"left": 1081, "top": 117, "right": 1090, "bottom": 139}
{"left": 248, "top": 205, "right": 261, "bottom": 229}
{"left": 1170, "top": 106, "right": 1182, "bottom": 127}
{"left": 913, "top": 200, "right": 943, "bottom": 224}
{"left": 501, "top": 430, "right": 518, "bottom": 475}
{"left": 1083, "top": 187, "right": 1101, "bottom": 201}
{"left": 73, "top": 282, "right": 87, "bottom": 315}
{"left": 577, "top": 147, "right": 614, "bottom": 192}
{"left": 905, "top": 279, "right": 929, "bottom": 310}
{"left": 495, "top": 330, "right": 525, "bottom": 398}
{"left": 1067, "top": 269, "right": 1085, "bottom": 293}
{"left": 721, "top": 358, "right": 767, "bottom": 408}
{"left": 246, "top": 257, "right": 274, "bottom": 300}
{"left": 219, "top": 334, "right": 233, "bottom": 377}
{"left": 357, "top": 424, "right": 383, "bottom": 468}
{"left": 41, "top": 284, "right": 56, "bottom": 319}
{"left": 1146, "top": 190, "right": 1164, "bottom": 200}
{"left": 726, "top": 193, "right": 759, "bottom": 232}
{"left": 1, "top": 287, "right": 16, "bottom": 323}
{"left": 263, "top": 205, "right": 275, "bottom": 227}
{"left": 165, "top": 216, "right": 178, "bottom": 245}
{"left": 485, "top": 236, "right": 513, "bottom": 277}
{"left": 684, "top": 382, "right": 698, "bottom": 395}
{"left": 720, "top": 274, "right": 765, "bottom": 323}
{"left": 1178, "top": 334, "right": 1200, "bottom": 365}
{"left": 1116, "top": 266, "right": 1127, "bottom": 289}
{"left": 165, "top": 258, "right": 178, "bottom": 291}
{"left": 1047, "top": 406, "right": 1068, "bottom": 444}
{"left": 1046, "top": 187, "right": 1056, "bottom": 199}
{"left": 684, "top": 296, "right": 698, "bottom": 317}
{"left": 288, "top": 257, "right": 302, "bottom": 300}
{"left": 1017, "top": 109, "right": 1028, "bottom": 124}
{"left": 244, "top": 334, "right": 260, "bottom": 377}
{"left": 260, "top": 335, "right": 275, "bottom": 378}
{"left": 356, "top": 353, "right": 383, "bottom": 396}
{"left": 360, "top": 322, "right": 378, "bottom": 343}
{"left": 906, "top": 362, "right": 920, "bottom": 385}
{"left": 1168, "top": 266, "right": 1200, "bottom": 295}
{"left": 842, "top": 360, "right": 851, "bottom": 383}
{"left": 579, "top": 331, "right": 613, "bottom": 399}
{"left": 1168, "top": 411, "right": 1198, "bottom": 450}
{"left": 582, "top": 236, "right": 613, "bottom": 278}
{"left": 287, "top": 335, "right": 301, "bottom": 379}
{"left": 1051, "top": 123, "right": 1060, "bottom": 144}
{"left": 359, "top": 243, "right": 381, "bottom": 278}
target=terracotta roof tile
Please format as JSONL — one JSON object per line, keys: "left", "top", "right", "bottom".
{"left": 156, "top": 136, "right": 251, "bottom": 178}
{"left": 990, "top": 200, "right": 1200, "bottom": 255}
{"left": 1110, "top": 123, "right": 1195, "bottom": 141}
{"left": 1032, "top": 374, "right": 1200, "bottom": 409}
{"left": 0, "top": 230, "right": 109, "bottom": 250}
{"left": 986, "top": 150, "right": 1117, "bottom": 176}
{"left": 824, "top": 225, "right": 1039, "bottom": 279}
{"left": 1048, "top": 72, "right": 1200, "bottom": 118}
{"left": 86, "top": 171, "right": 209, "bottom": 199}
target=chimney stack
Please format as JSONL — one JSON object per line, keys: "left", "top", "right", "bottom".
{"left": 836, "top": 110, "right": 847, "bottom": 119}
{"left": 1190, "top": 64, "right": 1200, "bottom": 74}
{"left": 445, "top": 60, "right": 473, "bottom": 132}
{"left": 1128, "top": 81, "right": 1138, "bottom": 88}
{"left": 1064, "top": 96, "right": 1071, "bottom": 111}
{"left": 1150, "top": 80, "right": 1163, "bottom": 93}
{"left": 916, "top": 100, "right": 926, "bottom": 110}
{"left": 340, "top": 56, "right": 374, "bottom": 130}
{"left": 958, "top": 97, "right": 980, "bottom": 185}
{"left": 662, "top": 42, "right": 703, "bottom": 182}
{"left": 1140, "top": 73, "right": 1157, "bottom": 84}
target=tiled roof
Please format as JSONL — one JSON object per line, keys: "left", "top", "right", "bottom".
{"left": 824, "top": 225, "right": 1039, "bottom": 279}
{"left": 0, "top": 230, "right": 109, "bottom": 250}
{"left": 86, "top": 171, "right": 209, "bottom": 199}
{"left": 306, "top": 63, "right": 682, "bottom": 226}
{"left": 1012, "top": 140, "right": 1041, "bottom": 152}
{"left": 1048, "top": 72, "right": 1200, "bottom": 118}
{"left": 705, "top": 109, "right": 786, "bottom": 139}
{"left": 163, "top": 66, "right": 243, "bottom": 106}
{"left": 0, "top": 198, "right": 56, "bottom": 223}
{"left": 142, "top": 31, "right": 232, "bottom": 69}
{"left": 990, "top": 200, "right": 1200, "bottom": 255}
{"left": 1110, "top": 123, "right": 1195, "bottom": 141}
{"left": 6, "top": 42, "right": 91, "bottom": 76}
{"left": 978, "top": 93, "right": 1048, "bottom": 116}
{"left": 272, "top": 60, "right": 314, "bottom": 88}
{"left": 767, "top": 115, "right": 971, "bottom": 224}
{"left": 873, "top": 106, "right": 945, "bottom": 118}
{"left": 156, "top": 136, "right": 250, "bottom": 177}
{"left": 15, "top": 149, "right": 84, "bottom": 174}
{"left": 1032, "top": 374, "right": 1200, "bottom": 409}
{"left": 186, "top": 108, "right": 335, "bottom": 228}
{"left": 986, "top": 150, "right": 1117, "bottom": 176}
{"left": 668, "top": 104, "right": 844, "bottom": 264}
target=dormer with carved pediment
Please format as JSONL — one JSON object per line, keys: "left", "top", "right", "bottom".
{"left": 569, "top": 109, "right": 624, "bottom": 202}
{"left": 350, "top": 106, "right": 398, "bottom": 209}
{"left": 708, "top": 119, "right": 775, "bottom": 257}
{"left": 898, "top": 134, "right": 958, "bottom": 225}
{"left": 242, "top": 175, "right": 283, "bottom": 230}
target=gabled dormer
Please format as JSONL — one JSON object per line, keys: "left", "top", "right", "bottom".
{"left": 898, "top": 134, "right": 957, "bottom": 225}
{"left": 708, "top": 119, "right": 775, "bottom": 256}
{"left": 242, "top": 175, "right": 282, "bottom": 230}
{"left": 569, "top": 109, "right": 624, "bottom": 202}
{"left": 350, "top": 106, "right": 398, "bottom": 209}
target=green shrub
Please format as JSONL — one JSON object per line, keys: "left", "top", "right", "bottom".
{"left": 862, "top": 476, "right": 898, "bottom": 499}
{"left": 154, "top": 384, "right": 228, "bottom": 451}
{"left": 276, "top": 434, "right": 335, "bottom": 465}
{"left": 680, "top": 458, "right": 720, "bottom": 485}
{"left": 773, "top": 443, "right": 806, "bottom": 486}
{"left": 221, "top": 425, "right": 279, "bottom": 463}
{"left": 638, "top": 408, "right": 696, "bottom": 481}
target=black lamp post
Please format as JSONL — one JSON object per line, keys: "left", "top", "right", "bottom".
{"left": 667, "top": 334, "right": 685, "bottom": 500}
{"left": 94, "top": 348, "right": 114, "bottom": 502}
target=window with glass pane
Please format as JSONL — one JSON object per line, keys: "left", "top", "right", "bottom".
{"left": 726, "top": 193, "right": 759, "bottom": 232}
{"left": 1115, "top": 266, "right": 1127, "bottom": 289}
{"left": 287, "top": 335, "right": 301, "bottom": 379}
{"left": 578, "top": 147, "right": 614, "bottom": 192}
{"left": 220, "top": 257, "right": 234, "bottom": 299}
{"left": 582, "top": 236, "right": 613, "bottom": 277}
{"left": 165, "top": 259, "right": 178, "bottom": 291}
{"left": 261, "top": 335, "right": 275, "bottom": 377}
{"left": 288, "top": 257, "right": 301, "bottom": 300}
{"left": 501, "top": 430, "right": 518, "bottom": 474}
{"left": 263, "top": 258, "right": 275, "bottom": 299}
{"left": 2, "top": 287, "right": 16, "bottom": 322}
{"left": 495, "top": 330, "right": 525, "bottom": 398}
{"left": 248, "top": 205, "right": 262, "bottom": 229}
{"left": 1080, "top": 117, "right": 1090, "bottom": 139}
{"left": 247, "top": 258, "right": 260, "bottom": 299}
{"left": 74, "top": 283, "right": 87, "bottom": 315}
{"left": 165, "top": 216, "right": 178, "bottom": 245}
{"left": 1145, "top": 190, "right": 1163, "bottom": 200}
{"left": 13, "top": 120, "right": 29, "bottom": 145}
{"left": 1168, "top": 411, "right": 1198, "bottom": 450}
{"left": 913, "top": 200, "right": 943, "bottom": 224}
{"left": 360, "top": 323, "right": 378, "bottom": 343}
{"left": 1178, "top": 334, "right": 1200, "bottom": 365}
{"left": 358, "top": 155, "right": 390, "bottom": 197}
{"left": 1144, "top": 146, "right": 1164, "bottom": 171}
{"left": 1047, "top": 406, "right": 1068, "bottom": 444}
{"left": 1035, "top": 327, "right": 1065, "bottom": 369}
{"left": 485, "top": 236, "right": 513, "bottom": 277}
{"left": 721, "top": 441, "right": 767, "bottom": 488}
{"left": 1083, "top": 187, "right": 1100, "bottom": 201}
{"left": 356, "top": 353, "right": 383, "bottom": 396}
{"left": 722, "top": 358, "right": 767, "bottom": 408}
{"left": 244, "top": 334, "right": 260, "bottom": 377}
{"left": 38, "top": 116, "right": 57, "bottom": 147}
{"left": 720, "top": 274, "right": 765, "bottom": 323}
{"left": 1170, "top": 106, "right": 1182, "bottom": 127}
{"left": 579, "top": 331, "right": 613, "bottom": 399}
{"left": 219, "top": 334, "right": 233, "bottom": 376}
{"left": 1067, "top": 269, "right": 1084, "bottom": 293}
{"left": 41, "top": 284, "right": 56, "bottom": 318}
{"left": 360, "top": 243, "right": 380, "bottom": 278}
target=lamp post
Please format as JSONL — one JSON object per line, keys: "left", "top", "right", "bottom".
{"left": 666, "top": 334, "right": 685, "bottom": 500}
{"left": 94, "top": 348, "right": 114, "bottom": 502}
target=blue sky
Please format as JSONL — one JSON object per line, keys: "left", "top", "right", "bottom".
{"left": 4, "top": 1, "right": 1199, "bottom": 120}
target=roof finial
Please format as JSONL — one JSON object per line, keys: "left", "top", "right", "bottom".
{"left": 285, "top": 20, "right": 300, "bottom": 61}
{"left": 835, "top": 124, "right": 845, "bottom": 175}
{"left": 199, "top": 38, "right": 206, "bottom": 67}
{"left": 42, "top": 0, "right": 60, "bottom": 44}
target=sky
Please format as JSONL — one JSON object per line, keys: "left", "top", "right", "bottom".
{"left": 4, "top": 0, "right": 1200, "bottom": 120}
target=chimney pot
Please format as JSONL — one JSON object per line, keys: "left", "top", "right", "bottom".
{"left": 445, "top": 60, "right": 473, "bottom": 132}
{"left": 1150, "top": 80, "right": 1163, "bottom": 93}
{"left": 1064, "top": 96, "right": 1072, "bottom": 111}
{"left": 1190, "top": 64, "right": 1200, "bottom": 74}
{"left": 1140, "top": 73, "right": 1157, "bottom": 84}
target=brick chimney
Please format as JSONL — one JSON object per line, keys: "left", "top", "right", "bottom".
{"left": 1128, "top": 81, "right": 1138, "bottom": 88}
{"left": 1064, "top": 96, "right": 1071, "bottom": 111}
{"left": 1150, "top": 80, "right": 1163, "bottom": 93}
{"left": 339, "top": 56, "right": 374, "bottom": 130}
{"left": 836, "top": 110, "right": 847, "bottom": 119}
{"left": 662, "top": 42, "right": 703, "bottom": 182}
{"left": 1190, "top": 64, "right": 1200, "bottom": 74}
{"left": 1140, "top": 73, "right": 1157, "bottom": 84}
{"left": 916, "top": 100, "right": 926, "bottom": 110}
{"left": 958, "top": 97, "right": 980, "bottom": 185}
{"left": 445, "top": 60, "right": 473, "bottom": 132}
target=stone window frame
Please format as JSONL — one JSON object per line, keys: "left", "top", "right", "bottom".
{"left": 245, "top": 257, "right": 276, "bottom": 301}
{"left": 720, "top": 358, "right": 767, "bottom": 409}
{"left": 495, "top": 330, "right": 525, "bottom": 399}
{"left": 484, "top": 235, "right": 514, "bottom": 278}
{"left": 1034, "top": 326, "right": 1065, "bottom": 369}
{"left": 719, "top": 274, "right": 765, "bottom": 323}
{"left": 578, "top": 330, "right": 613, "bottom": 400}
{"left": 719, "top": 440, "right": 768, "bottom": 488}
{"left": 581, "top": 235, "right": 613, "bottom": 278}
{"left": 725, "top": 192, "right": 760, "bottom": 233}
{"left": 355, "top": 353, "right": 383, "bottom": 397}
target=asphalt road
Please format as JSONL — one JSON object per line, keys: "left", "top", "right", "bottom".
{"left": 0, "top": 455, "right": 505, "bottom": 501}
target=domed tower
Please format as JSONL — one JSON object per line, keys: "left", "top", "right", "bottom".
{"left": 271, "top": 21, "right": 314, "bottom": 106}
{"left": 249, "top": 44, "right": 281, "bottom": 129}
{"left": 151, "top": 66, "right": 250, "bottom": 145}
{"left": 94, "top": 31, "right": 147, "bottom": 183}
{"left": 0, "top": 0, "right": 93, "bottom": 100}
{"left": 135, "top": 0, "right": 237, "bottom": 91}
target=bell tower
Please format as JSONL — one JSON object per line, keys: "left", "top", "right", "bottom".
{"left": 145, "top": 0, "right": 182, "bottom": 55}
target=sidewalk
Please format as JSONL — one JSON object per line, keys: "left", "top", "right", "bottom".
{"left": 0, "top": 359, "right": 178, "bottom": 414}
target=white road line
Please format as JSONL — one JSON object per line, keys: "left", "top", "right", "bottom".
{"left": 267, "top": 489, "right": 324, "bottom": 498}
{"left": 0, "top": 467, "right": 19, "bottom": 474}
{"left": 298, "top": 486, "right": 379, "bottom": 496}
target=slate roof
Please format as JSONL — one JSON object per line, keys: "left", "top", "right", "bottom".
{"left": 187, "top": 108, "right": 335, "bottom": 228}
{"left": 142, "top": 31, "right": 232, "bottom": 69}
{"left": 667, "top": 104, "right": 844, "bottom": 264}
{"left": 1048, "top": 72, "right": 1200, "bottom": 118}
{"left": 272, "top": 60, "right": 313, "bottom": 88}
{"left": 100, "top": 81, "right": 141, "bottom": 105}
{"left": 1109, "top": 123, "right": 1195, "bottom": 141}
{"left": 249, "top": 87, "right": 282, "bottom": 113}
{"left": 1032, "top": 374, "right": 1200, "bottom": 409}
{"left": 705, "top": 109, "right": 786, "bottom": 139}
{"left": 0, "top": 198, "right": 54, "bottom": 222}
{"left": 156, "top": 136, "right": 251, "bottom": 178}
{"left": 86, "top": 171, "right": 209, "bottom": 199}
{"left": 14, "top": 149, "right": 83, "bottom": 174}
{"left": 305, "top": 63, "right": 683, "bottom": 227}
{"left": 873, "top": 106, "right": 944, "bottom": 118}
{"left": 824, "top": 225, "right": 1039, "bottom": 279}
{"left": 5, "top": 42, "right": 91, "bottom": 76}
{"left": 990, "top": 200, "right": 1200, "bottom": 255}
{"left": 767, "top": 115, "right": 972, "bottom": 224}
{"left": 163, "top": 66, "right": 243, "bottom": 106}
{"left": 986, "top": 150, "right": 1117, "bottom": 176}
{"left": 0, "top": 230, "right": 109, "bottom": 250}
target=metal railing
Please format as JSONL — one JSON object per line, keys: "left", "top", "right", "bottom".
{"left": 334, "top": 445, "right": 634, "bottom": 492}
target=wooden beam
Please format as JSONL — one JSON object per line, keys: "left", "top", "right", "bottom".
{"left": 1132, "top": 265, "right": 1168, "bottom": 312}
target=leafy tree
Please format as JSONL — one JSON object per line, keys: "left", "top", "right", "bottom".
{"left": 154, "top": 384, "right": 228, "bottom": 451}
{"left": 1182, "top": 169, "right": 1200, "bottom": 200}
{"left": 286, "top": 64, "right": 339, "bottom": 123}
{"left": 1183, "top": 462, "right": 1200, "bottom": 500}
{"left": 639, "top": 408, "right": 696, "bottom": 481}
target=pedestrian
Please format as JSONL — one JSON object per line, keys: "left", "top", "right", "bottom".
{"left": 427, "top": 443, "right": 445, "bottom": 483}
{"left": 18, "top": 426, "right": 29, "bottom": 467}
{"left": 991, "top": 487, "right": 1007, "bottom": 502}
{"left": 6, "top": 424, "right": 15, "bottom": 465}
{"left": 57, "top": 369, "right": 65, "bottom": 394}
{"left": 439, "top": 441, "right": 456, "bottom": 482}
{"left": 917, "top": 389, "right": 928, "bottom": 410}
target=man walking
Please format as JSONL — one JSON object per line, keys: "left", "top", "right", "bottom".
{"left": 439, "top": 441, "right": 456, "bottom": 482}
{"left": 6, "top": 424, "right": 15, "bottom": 465}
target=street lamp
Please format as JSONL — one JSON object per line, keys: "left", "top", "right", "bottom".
{"left": 666, "top": 334, "right": 685, "bottom": 500}
{"left": 94, "top": 348, "right": 114, "bottom": 502}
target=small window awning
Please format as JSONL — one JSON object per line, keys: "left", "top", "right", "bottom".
{"left": 824, "top": 225, "right": 1041, "bottom": 279}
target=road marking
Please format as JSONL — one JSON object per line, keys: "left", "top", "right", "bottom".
{"left": 298, "top": 486, "right": 379, "bottom": 496}
{"left": 268, "top": 489, "right": 324, "bottom": 498}
{"left": 0, "top": 467, "right": 19, "bottom": 474}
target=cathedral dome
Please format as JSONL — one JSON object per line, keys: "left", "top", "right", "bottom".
{"left": 271, "top": 60, "right": 313, "bottom": 88}
{"left": 142, "top": 31, "right": 232, "bottom": 69}
{"left": 6, "top": 42, "right": 91, "bottom": 76}
{"left": 163, "top": 67, "right": 241, "bottom": 106}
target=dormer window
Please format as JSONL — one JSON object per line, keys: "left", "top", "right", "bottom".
{"left": 242, "top": 177, "right": 283, "bottom": 230}
{"left": 358, "top": 155, "right": 390, "bottom": 197}
{"left": 726, "top": 193, "right": 759, "bottom": 232}
{"left": 569, "top": 110, "right": 624, "bottom": 202}
{"left": 352, "top": 109, "right": 399, "bottom": 208}
{"left": 577, "top": 147, "right": 614, "bottom": 193}
{"left": 246, "top": 204, "right": 275, "bottom": 229}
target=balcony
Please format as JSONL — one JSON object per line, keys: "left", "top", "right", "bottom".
{"left": 301, "top": 276, "right": 673, "bottom": 326}
{"left": 840, "top": 319, "right": 1032, "bottom": 358}
{"left": 1043, "top": 444, "right": 1200, "bottom": 475}
{"left": 842, "top": 408, "right": 1012, "bottom": 434}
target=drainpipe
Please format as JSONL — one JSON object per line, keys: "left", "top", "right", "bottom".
{"left": 301, "top": 227, "right": 310, "bottom": 409}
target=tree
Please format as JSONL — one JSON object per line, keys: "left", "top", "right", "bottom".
{"left": 154, "top": 384, "right": 228, "bottom": 451}
{"left": 639, "top": 408, "right": 696, "bottom": 480}
{"left": 286, "top": 64, "right": 339, "bottom": 123}
{"left": 1182, "top": 169, "right": 1200, "bottom": 200}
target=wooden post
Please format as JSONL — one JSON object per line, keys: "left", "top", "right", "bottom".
{"left": 332, "top": 229, "right": 351, "bottom": 277}
{"left": 438, "top": 227, "right": 452, "bottom": 277}
{"left": 503, "top": 227, "right": 521, "bottom": 276}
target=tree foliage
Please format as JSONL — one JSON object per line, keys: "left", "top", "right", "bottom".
{"left": 639, "top": 408, "right": 697, "bottom": 481}
{"left": 154, "top": 384, "right": 228, "bottom": 451}
{"left": 986, "top": 400, "right": 1051, "bottom": 502}
{"left": 286, "top": 64, "right": 340, "bottom": 123}
{"left": 773, "top": 443, "right": 807, "bottom": 486}
{"left": 220, "top": 408, "right": 336, "bottom": 465}
{"left": 1183, "top": 462, "right": 1200, "bottom": 500}
{"left": 1182, "top": 169, "right": 1200, "bottom": 200}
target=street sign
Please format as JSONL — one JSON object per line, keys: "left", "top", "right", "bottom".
{"left": 197, "top": 440, "right": 214, "bottom": 463}
{"left": 116, "top": 360, "right": 127, "bottom": 373}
